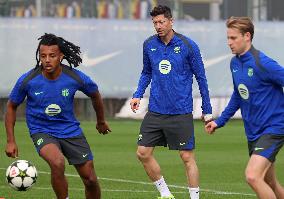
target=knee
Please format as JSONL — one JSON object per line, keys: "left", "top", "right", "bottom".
{"left": 245, "top": 170, "right": 259, "bottom": 186}
{"left": 136, "top": 149, "right": 151, "bottom": 162}
{"left": 49, "top": 157, "right": 65, "bottom": 172}
{"left": 180, "top": 151, "right": 196, "bottom": 165}
{"left": 83, "top": 175, "right": 99, "bottom": 188}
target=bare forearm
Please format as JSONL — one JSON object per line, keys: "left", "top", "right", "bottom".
{"left": 91, "top": 91, "right": 106, "bottom": 123}
{"left": 5, "top": 102, "right": 17, "bottom": 143}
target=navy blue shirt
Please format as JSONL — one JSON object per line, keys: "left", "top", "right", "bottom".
{"left": 133, "top": 32, "right": 212, "bottom": 115}
{"left": 215, "top": 46, "right": 284, "bottom": 141}
{"left": 9, "top": 65, "right": 98, "bottom": 138}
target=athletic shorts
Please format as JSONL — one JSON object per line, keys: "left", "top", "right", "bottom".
{"left": 138, "top": 111, "right": 195, "bottom": 150}
{"left": 248, "top": 134, "right": 284, "bottom": 162}
{"left": 31, "top": 133, "right": 93, "bottom": 165}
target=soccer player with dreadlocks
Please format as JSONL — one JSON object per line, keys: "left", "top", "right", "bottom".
{"left": 5, "top": 33, "right": 111, "bottom": 199}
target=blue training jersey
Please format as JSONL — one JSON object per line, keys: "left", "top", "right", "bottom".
{"left": 9, "top": 65, "right": 98, "bottom": 138}
{"left": 215, "top": 46, "right": 284, "bottom": 141}
{"left": 133, "top": 32, "right": 212, "bottom": 115}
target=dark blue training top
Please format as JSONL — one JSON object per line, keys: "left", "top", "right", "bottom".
{"left": 133, "top": 32, "right": 212, "bottom": 115}
{"left": 9, "top": 65, "right": 98, "bottom": 138}
{"left": 215, "top": 46, "right": 284, "bottom": 141}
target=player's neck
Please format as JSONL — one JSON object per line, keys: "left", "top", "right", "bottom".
{"left": 160, "top": 29, "right": 174, "bottom": 45}
{"left": 42, "top": 65, "right": 62, "bottom": 80}
{"left": 239, "top": 43, "right": 252, "bottom": 56}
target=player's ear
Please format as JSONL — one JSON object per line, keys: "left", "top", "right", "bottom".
{"left": 60, "top": 54, "right": 64, "bottom": 62}
{"left": 244, "top": 32, "right": 251, "bottom": 42}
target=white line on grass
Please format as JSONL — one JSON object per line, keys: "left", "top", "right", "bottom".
{"left": 0, "top": 168, "right": 255, "bottom": 196}
{"left": 0, "top": 186, "right": 158, "bottom": 193}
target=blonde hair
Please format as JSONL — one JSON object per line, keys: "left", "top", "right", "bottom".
{"left": 226, "top": 16, "right": 254, "bottom": 41}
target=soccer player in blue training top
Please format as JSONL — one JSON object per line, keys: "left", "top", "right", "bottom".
{"left": 205, "top": 17, "right": 284, "bottom": 199}
{"left": 5, "top": 33, "right": 111, "bottom": 199}
{"left": 130, "top": 5, "right": 212, "bottom": 199}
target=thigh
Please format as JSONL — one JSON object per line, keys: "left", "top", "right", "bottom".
{"left": 248, "top": 134, "right": 284, "bottom": 162}
{"left": 246, "top": 154, "right": 272, "bottom": 178}
{"left": 31, "top": 133, "right": 65, "bottom": 166}
{"left": 31, "top": 133, "right": 61, "bottom": 153}
{"left": 164, "top": 113, "right": 194, "bottom": 150}
{"left": 59, "top": 134, "right": 94, "bottom": 165}
{"left": 138, "top": 112, "right": 166, "bottom": 147}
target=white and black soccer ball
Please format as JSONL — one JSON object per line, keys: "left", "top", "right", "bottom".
{"left": 6, "top": 160, "right": 38, "bottom": 191}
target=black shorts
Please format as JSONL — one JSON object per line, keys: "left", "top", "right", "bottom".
{"left": 31, "top": 133, "right": 93, "bottom": 165}
{"left": 138, "top": 112, "right": 195, "bottom": 150}
{"left": 248, "top": 134, "right": 284, "bottom": 162}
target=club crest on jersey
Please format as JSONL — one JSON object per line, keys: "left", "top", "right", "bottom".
{"left": 174, "top": 46, "right": 181, "bottom": 53}
{"left": 238, "top": 84, "right": 249, "bottom": 100}
{"left": 159, "top": 60, "right": 171, "bottom": 74}
{"left": 62, "top": 89, "right": 69, "bottom": 97}
{"left": 37, "top": 138, "right": 44, "bottom": 146}
{"left": 45, "top": 104, "right": 61, "bottom": 116}
{"left": 248, "top": 68, "right": 253, "bottom": 77}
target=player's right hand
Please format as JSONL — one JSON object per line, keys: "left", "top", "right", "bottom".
{"left": 130, "top": 98, "right": 140, "bottom": 113}
{"left": 5, "top": 142, "right": 18, "bottom": 158}
{"left": 205, "top": 121, "right": 218, "bottom": 134}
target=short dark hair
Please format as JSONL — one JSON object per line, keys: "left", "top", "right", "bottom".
{"left": 150, "top": 5, "right": 172, "bottom": 19}
{"left": 226, "top": 16, "right": 254, "bottom": 41}
{"left": 36, "top": 33, "right": 82, "bottom": 68}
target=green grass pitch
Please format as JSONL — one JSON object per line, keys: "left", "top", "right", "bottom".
{"left": 0, "top": 119, "right": 283, "bottom": 198}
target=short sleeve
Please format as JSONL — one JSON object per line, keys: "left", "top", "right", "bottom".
{"left": 78, "top": 72, "right": 99, "bottom": 96}
{"left": 9, "top": 74, "right": 28, "bottom": 105}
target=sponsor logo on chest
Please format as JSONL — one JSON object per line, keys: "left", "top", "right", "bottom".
{"left": 159, "top": 60, "right": 172, "bottom": 74}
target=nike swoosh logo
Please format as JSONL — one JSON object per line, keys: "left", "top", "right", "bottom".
{"left": 254, "top": 147, "right": 264, "bottom": 151}
{"left": 203, "top": 54, "right": 232, "bottom": 69}
{"left": 180, "top": 142, "right": 186, "bottom": 146}
{"left": 35, "top": 92, "right": 43, "bottom": 95}
{"left": 82, "top": 154, "right": 88, "bottom": 158}
{"left": 82, "top": 51, "right": 122, "bottom": 67}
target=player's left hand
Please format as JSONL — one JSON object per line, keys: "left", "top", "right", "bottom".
{"left": 96, "top": 121, "right": 111, "bottom": 135}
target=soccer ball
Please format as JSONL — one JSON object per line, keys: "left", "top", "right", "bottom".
{"left": 6, "top": 160, "right": 38, "bottom": 191}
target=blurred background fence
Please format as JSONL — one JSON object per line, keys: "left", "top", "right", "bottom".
{"left": 0, "top": 0, "right": 283, "bottom": 120}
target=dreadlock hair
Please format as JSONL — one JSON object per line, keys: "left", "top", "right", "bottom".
{"left": 36, "top": 33, "right": 82, "bottom": 68}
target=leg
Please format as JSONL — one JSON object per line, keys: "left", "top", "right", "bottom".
{"left": 40, "top": 143, "right": 68, "bottom": 199}
{"left": 245, "top": 154, "right": 276, "bottom": 199}
{"left": 179, "top": 150, "right": 199, "bottom": 187}
{"left": 180, "top": 150, "right": 199, "bottom": 199}
{"left": 136, "top": 146, "right": 161, "bottom": 181}
{"left": 137, "top": 146, "right": 173, "bottom": 198}
{"left": 264, "top": 163, "right": 284, "bottom": 199}
{"left": 74, "top": 160, "right": 101, "bottom": 199}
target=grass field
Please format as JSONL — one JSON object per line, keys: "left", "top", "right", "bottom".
{"left": 1, "top": 119, "right": 284, "bottom": 199}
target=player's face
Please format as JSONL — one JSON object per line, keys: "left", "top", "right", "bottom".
{"left": 39, "top": 45, "right": 63, "bottom": 74}
{"left": 227, "top": 28, "right": 251, "bottom": 55}
{"left": 152, "top": 14, "right": 173, "bottom": 38}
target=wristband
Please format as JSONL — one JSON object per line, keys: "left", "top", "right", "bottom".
{"left": 204, "top": 114, "right": 213, "bottom": 122}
